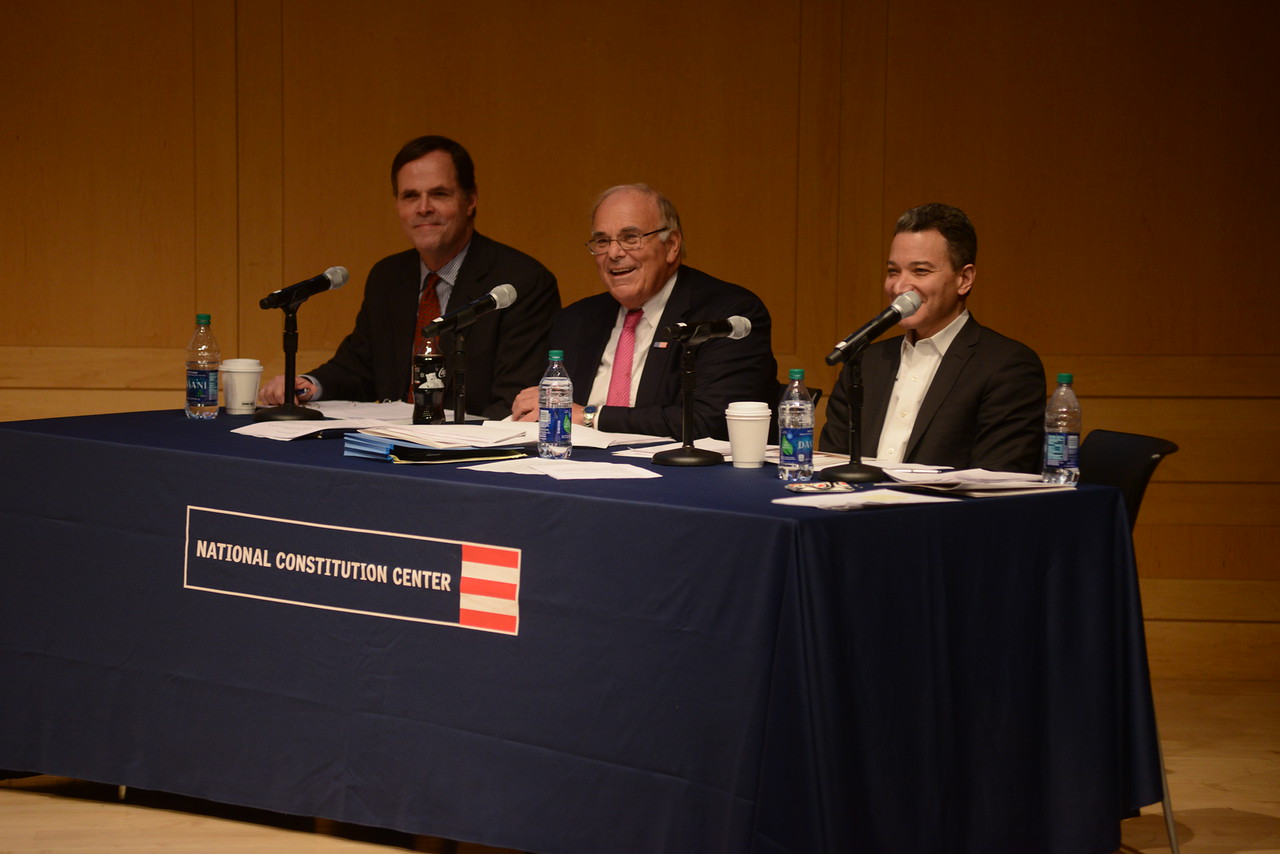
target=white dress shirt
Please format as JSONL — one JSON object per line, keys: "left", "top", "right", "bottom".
{"left": 587, "top": 273, "right": 678, "bottom": 407}
{"left": 875, "top": 310, "right": 970, "bottom": 463}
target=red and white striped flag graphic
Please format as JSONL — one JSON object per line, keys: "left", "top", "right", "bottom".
{"left": 458, "top": 544, "right": 521, "bottom": 634}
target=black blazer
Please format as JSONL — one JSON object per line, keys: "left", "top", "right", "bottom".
{"left": 549, "top": 265, "right": 778, "bottom": 441}
{"left": 819, "top": 315, "right": 1045, "bottom": 472}
{"left": 308, "top": 233, "right": 559, "bottom": 419}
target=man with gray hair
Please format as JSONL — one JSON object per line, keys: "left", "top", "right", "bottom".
{"left": 512, "top": 184, "right": 777, "bottom": 440}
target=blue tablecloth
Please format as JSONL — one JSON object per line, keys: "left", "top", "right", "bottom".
{"left": 0, "top": 411, "right": 1161, "bottom": 853}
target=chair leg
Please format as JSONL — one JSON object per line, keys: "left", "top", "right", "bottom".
{"left": 1155, "top": 721, "right": 1179, "bottom": 853}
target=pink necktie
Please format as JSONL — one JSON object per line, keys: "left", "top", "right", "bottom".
{"left": 607, "top": 309, "right": 643, "bottom": 406}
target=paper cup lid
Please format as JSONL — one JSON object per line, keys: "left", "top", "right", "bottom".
{"left": 726, "top": 401, "right": 770, "bottom": 415}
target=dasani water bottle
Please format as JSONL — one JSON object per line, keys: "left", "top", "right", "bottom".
{"left": 1042, "top": 372, "right": 1082, "bottom": 484}
{"left": 538, "top": 350, "right": 573, "bottom": 459}
{"left": 778, "top": 368, "right": 814, "bottom": 481}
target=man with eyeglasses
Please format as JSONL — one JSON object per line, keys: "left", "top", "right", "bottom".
{"left": 259, "top": 135, "right": 560, "bottom": 419}
{"left": 511, "top": 184, "right": 777, "bottom": 440}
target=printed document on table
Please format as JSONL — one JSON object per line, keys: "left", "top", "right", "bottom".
{"left": 360, "top": 424, "right": 532, "bottom": 449}
{"left": 464, "top": 458, "right": 661, "bottom": 479}
{"left": 884, "top": 468, "right": 1075, "bottom": 496}
{"left": 773, "top": 488, "right": 961, "bottom": 510}
{"left": 233, "top": 418, "right": 396, "bottom": 441}
{"left": 483, "top": 422, "right": 669, "bottom": 450}
{"left": 613, "top": 438, "right": 731, "bottom": 459}
{"left": 312, "top": 400, "right": 414, "bottom": 422}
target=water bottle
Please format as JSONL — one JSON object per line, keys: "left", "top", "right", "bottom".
{"left": 411, "top": 336, "right": 446, "bottom": 424}
{"left": 538, "top": 350, "right": 573, "bottom": 459}
{"left": 185, "top": 313, "right": 221, "bottom": 419}
{"left": 1042, "top": 372, "right": 1082, "bottom": 484}
{"left": 778, "top": 368, "right": 814, "bottom": 481}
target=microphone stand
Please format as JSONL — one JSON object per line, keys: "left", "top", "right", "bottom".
{"left": 818, "top": 352, "right": 885, "bottom": 482}
{"left": 653, "top": 343, "right": 723, "bottom": 467}
{"left": 451, "top": 329, "right": 468, "bottom": 424}
{"left": 255, "top": 302, "right": 324, "bottom": 422}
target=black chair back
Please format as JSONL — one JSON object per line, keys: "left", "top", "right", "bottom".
{"left": 1078, "top": 429, "right": 1179, "bottom": 531}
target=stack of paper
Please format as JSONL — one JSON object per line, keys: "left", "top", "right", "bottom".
{"left": 773, "top": 488, "right": 961, "bottom": 510}
{"left": 359, "top": 423, "right": 532, "bottom": 448}
{"left": 343, "top": 433, "right": 525, "bottom": 465}
{"left": 885, "top": 468, "right": 1075, "bottom": 497}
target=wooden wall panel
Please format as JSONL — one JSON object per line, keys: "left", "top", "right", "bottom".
{"left": 0, "top": 1, "right": 203, "bottom": 350}
{"left": 873, "top": 0, "right": 1280, "bottom": 360}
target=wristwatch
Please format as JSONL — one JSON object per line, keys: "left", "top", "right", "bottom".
{"left": 582, "top": 405, "right": 598, "bottom": 430}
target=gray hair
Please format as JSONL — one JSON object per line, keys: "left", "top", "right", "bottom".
{"left": 592, "top": 183, "right": 686, "bottom": 260}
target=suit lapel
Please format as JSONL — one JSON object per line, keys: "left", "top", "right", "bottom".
{"left": 634, "top": 269, "right": 689, "bottom": 405}
{"left": 860, "top": 340, "right": 901, "bottom": 455}
{"left": 449, "top": 233, "right": 495, "bottom": 305}
{"left": 562, "top": 296, "right": 617, "bottom": 398}
{"left": 905, "top": 316, "right": 981, "bottom": 458}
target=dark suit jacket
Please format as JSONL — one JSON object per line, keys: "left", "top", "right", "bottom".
{"left": 549, "top": 265, "right": 778, "bottom": 441}
{"left": 308, "top": 233, "right": 559, "bottom": 419}
{"left": 819, "top": 315, "right": 1045, "bottom": 472}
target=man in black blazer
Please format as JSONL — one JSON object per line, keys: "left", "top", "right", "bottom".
{"left": 260, "top": 136, "right": 559, "bottom": 420}
{"left": 511, "top": 185, "right": 777, "bottom": 440}
{"left": 819, "top": 203, "right": 1045, "bottom": 472}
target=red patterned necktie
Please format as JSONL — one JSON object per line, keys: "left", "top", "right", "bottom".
{"left": 607, "top": 308, "right": 643, "bottom": 407}
{"left": 409, "top": 272, "right": 442, "bottom": 401}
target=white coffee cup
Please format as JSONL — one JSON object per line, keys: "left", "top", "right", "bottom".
{"left": 725, "top": 401, "right": 772, "bottom": 468}
{"left": 220, "top": 358, "right": 263, "bottom": 415}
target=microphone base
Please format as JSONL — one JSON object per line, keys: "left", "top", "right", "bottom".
{"left": 818, "top": 461, "right": 887, "bottom": 483}
{"left": 652, "top": 446, "right": 724, "bottom": 467}
{"left": 254, "top": 404, "right": 325, "bottom": 422}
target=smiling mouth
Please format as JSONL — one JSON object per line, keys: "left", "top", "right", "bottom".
{"left": 608, "top": 265, "right": 637, "bottom": 277}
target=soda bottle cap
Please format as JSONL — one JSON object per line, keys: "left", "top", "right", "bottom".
{"left": 789, "top": 368, "right": 805, "bottom": 380}
{"left": 548, "top": 349, "right": 564, "bottom": 360}
{"left": 196, "top": 313, "right": 212, "bottom": 324}
{"left": 1057, "top": 372, "right": 1073, "bottom": 384}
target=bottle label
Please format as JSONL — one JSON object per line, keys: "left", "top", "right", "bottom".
{"left": 1044, "top": 431, "right": 1079, "bottom": 468}
{"left": 412, "top": 355, "right": 447, "bottom": 424}
{"left": 780, "top": 427, "right": 813, "bottom": 466}
{"left": 539, "top": 407, "right": 571, "bottom": 445}
{"left": 186, "top": 368, "right": 218, "bottom": 406}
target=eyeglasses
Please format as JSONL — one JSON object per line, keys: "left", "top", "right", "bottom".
{"left": 585, "top": 227, "right": 668, "bottom": 255}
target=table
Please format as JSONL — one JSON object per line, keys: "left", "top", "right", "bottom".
{"left": 0, "top": 411, "right": 1162, "bottom": 853}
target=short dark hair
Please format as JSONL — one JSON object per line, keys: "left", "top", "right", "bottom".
{"left": 390, "top": 135, "right": 476, "bottom": 196}
{"left": 894, "top": 203, "right": 977, "bottom": 270}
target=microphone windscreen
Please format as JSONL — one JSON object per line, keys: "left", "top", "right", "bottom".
{"left": 892, "top": 290, "right": 921, "bottom": 317}
{"left": 727, "top": 316, "right": 752, "bottom": 340}
{"left": 490, "top": 283, "right": 518, "bottom": 309}
{"left": 325, "top": 266, "right": 350, "bottom": 289}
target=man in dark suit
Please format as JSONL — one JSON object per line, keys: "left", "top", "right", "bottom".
{"left": 259, "top": 136, "right": 559, "bottom": 420}
{"left": 511, "top": 184, "right": 776, "bottom": 440}
{"left": 819, "top": 203, "right": 1045, "bottom": 472}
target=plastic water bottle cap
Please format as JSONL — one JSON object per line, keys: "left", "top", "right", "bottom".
{"left": 196, "top": 313, "right": 211, "bottom": 325}
{"left": 548, "top": 349, "right": 564, "bottom": 360}
{"left": 789, "top": 368, "right": 805, "bottom": 380}
{"left": 1057, "top": 372, "right": 1073, "bottom": 384}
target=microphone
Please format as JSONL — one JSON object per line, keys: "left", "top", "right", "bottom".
{"left": 824, "top": 291, "right": 922, "bottom": 364}
{"left": 259, "top": 266, "right": 349, "bottom": 310}
{"left": 420, "top": 284, "right": 518, "bottom": 338}
{"left": 663, "top": 316, "right": 752, "bottom": 346}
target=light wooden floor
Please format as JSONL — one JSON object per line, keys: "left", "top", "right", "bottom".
{"left": 1, "top": 678, "right": 1277, "bottom": 854}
